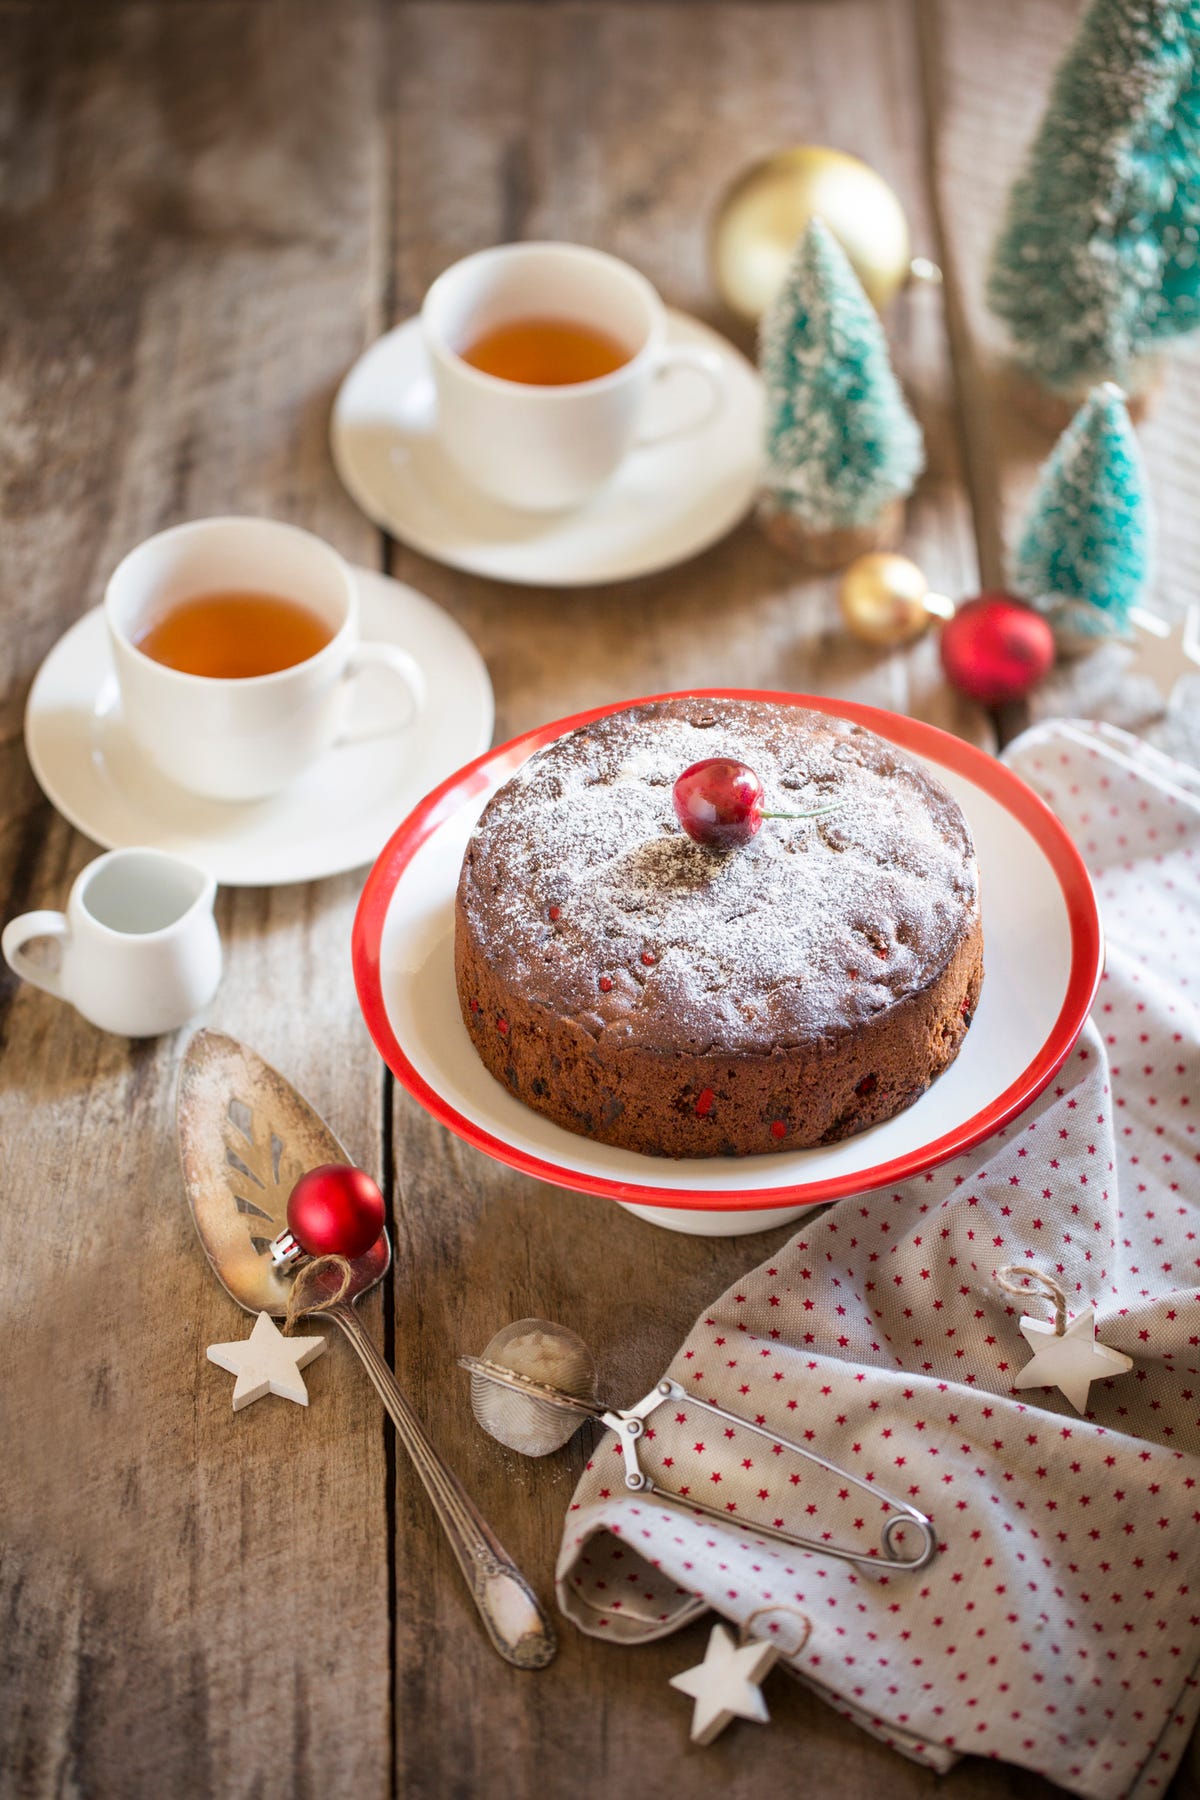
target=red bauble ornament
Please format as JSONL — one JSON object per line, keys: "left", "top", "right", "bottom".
{"left": 283, "top": 1164, "right": 385, "bottom": 1261}
{"left": 940, "top": 593, "right": 1055, "bottom": 707}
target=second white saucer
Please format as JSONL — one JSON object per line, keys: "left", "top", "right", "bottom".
{"left": 25, "top": 568, "right": 494, "bottom": 888}
{"left": 331, "top": 310, "right": 763, "bottom": 587}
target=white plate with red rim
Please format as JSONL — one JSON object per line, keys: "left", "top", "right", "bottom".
{"left": 352, "top": 690, "right": 1104, "bottom": 1236}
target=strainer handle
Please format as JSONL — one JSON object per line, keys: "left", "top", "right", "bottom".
{"left": 327, "top": 1301, "right": 557, "bottom": 1670}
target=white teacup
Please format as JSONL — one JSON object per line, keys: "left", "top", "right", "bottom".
{"left": 422, "top": 242, "right": 727, "bottom": 511}
{"left": 3, "top": 847, "right": 222, "bottom": 1038}
{"left": 106, "top": 517, "right": 425, "bottom": 802}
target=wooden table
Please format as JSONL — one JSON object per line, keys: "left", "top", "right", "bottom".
{"left": 3, "top": 4, "right": 1196, "bottom": 1796}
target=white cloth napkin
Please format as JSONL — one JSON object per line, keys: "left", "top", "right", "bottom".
{"left": 556, "top": 721, "right": 1200, "bottom": 1799}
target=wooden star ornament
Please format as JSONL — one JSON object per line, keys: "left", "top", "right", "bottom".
{"left": 1014, "top": 1308, "right": 1133, "bottom": 1415}
{"left": 669, "top": 1623, "right": 781, "bottom": 1745}
{"left": 207, "top": 1310, "right": 327, "bottom": 1411}
{"left": 1125, "top": 605, "right": 1200, "bottom": 705}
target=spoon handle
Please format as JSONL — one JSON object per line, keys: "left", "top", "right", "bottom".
{"left": 326, "top": 1300, "right": 557, "bottom": 1670}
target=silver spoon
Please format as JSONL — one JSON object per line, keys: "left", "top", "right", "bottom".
{"left": 178, "top": 1030, "right": 555, "bottom": 1670}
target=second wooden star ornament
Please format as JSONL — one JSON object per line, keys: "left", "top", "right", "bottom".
{"left": 999, "top": 1265, "right": 1133, "bottom": 1415}
{"left": 670, "top": 1609, "right": 810, "bottom": 1746}
{"left": 670, "top": 1625, "right": 779, "bottom": 1745}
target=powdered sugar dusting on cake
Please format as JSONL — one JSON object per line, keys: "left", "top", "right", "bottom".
{"left": 459, "top": 699, "right": 978, "bottom": 1055}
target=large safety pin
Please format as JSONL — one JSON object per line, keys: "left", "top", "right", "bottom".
{"left": 460, "top": 1351, "right": 937, "bottom": 1574}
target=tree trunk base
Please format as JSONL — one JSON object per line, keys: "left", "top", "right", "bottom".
{"left": 1008, "top": 359, "right": 1162, "bottom": 434}
{"left": 758, "top": 497, "right": 905, "bottom": 572}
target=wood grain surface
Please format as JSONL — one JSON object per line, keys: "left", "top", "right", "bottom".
{"left": 0, "top": 4, "right": 1193, "bottom": 1799}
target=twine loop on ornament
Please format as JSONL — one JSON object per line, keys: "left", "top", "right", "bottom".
{"left": 283, "top": 1254, "right": 353, "bottom": 1334}
{"left": 739, "top": 1603, "right": 811, "bottom": 1659}
{"left": 996, "top": 1264, "right": 1067, "bottom": 1337}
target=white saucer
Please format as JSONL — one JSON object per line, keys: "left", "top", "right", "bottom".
{"left": 330, "top": 310, "right": 763, "bottom": 587}
{"left": 24, "top": 568, "right": 494, "bottom": 888}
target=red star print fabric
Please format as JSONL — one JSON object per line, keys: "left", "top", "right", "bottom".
{"left": 556, "top": 722, "right": 1200, "bottom": 1798}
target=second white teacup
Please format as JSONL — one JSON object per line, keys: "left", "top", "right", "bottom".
{"left": 106, "top": 517, "right": 425, "bottom": 802}
{"left": 422, "top": 242, "right": 727, "bottom": 512}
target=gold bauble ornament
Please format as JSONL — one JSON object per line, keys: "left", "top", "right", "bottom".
{"left": 713, "top": 147, "right": 915, "bottom": 322}
{"left": 839, "top": 554, "right": 955, "bottom": 648}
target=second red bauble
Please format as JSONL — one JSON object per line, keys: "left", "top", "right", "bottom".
{"left": 939, "top": 592, "right": 1055, "bottom": 707}
{"left": 286, "top": 1163, "right": 385, "bottom": 1260}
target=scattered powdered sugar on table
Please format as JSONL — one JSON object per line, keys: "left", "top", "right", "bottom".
{"left": 460, "top": 700, "right": 978, "bottom": 1054}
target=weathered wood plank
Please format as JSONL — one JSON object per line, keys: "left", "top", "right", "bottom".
{"left": 923, "top": 0, "right": 1200, "bottom": 767}
{"left": 7, "top": 1, "right": 1189, "bottom": 1796}
{"left": 384, "top": 0, "right": 990, "bottom": 752}
{"left": 378, "top": 8, "right": 1058, "bottom": 1799}
{"left": 921, "top": 5, "right": 1197, "bottom": 1788}
{"left": 0, "top": 6, "right": 391, "bottom": 1797}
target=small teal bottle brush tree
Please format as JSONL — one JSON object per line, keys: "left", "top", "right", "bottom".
{"left": 758, "top": 218, "right": 924, "bottom": 571}
{"left": 1011, "top": 383, "right": 1153, "bottom": 648}
{"left": 988, "top": 0, "right": 1200, "bottom": 424}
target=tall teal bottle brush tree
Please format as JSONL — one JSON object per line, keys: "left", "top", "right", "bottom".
{"left": 988, "top": 0, "right": 1200, "bottom": 425}
{"left": 1147, "top": 26, "right": 1200, "bottom": 341}
{"left": 758, "top": 218, "right": 924, "bottom": 572}
{"left": 1012, "top": 384, "right": 1153, "bottom": 648}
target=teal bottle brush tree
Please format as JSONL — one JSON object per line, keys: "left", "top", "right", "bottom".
{"left": 988, "top": 0, "right": 1200, "bottom": 419}
{"left": 1012, "top": 383, "right": 1153, "bottom": 648}
{"left": 758, "top": 218, "right": 924, "bottom": 571}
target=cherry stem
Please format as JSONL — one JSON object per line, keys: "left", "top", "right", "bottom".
{"left": 759, "top": 802, "right": 843, "bottom": 820}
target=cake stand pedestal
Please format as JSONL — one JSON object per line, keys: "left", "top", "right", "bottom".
{"left": 617, "top": 1199, "right": 808, "bottom": 1236}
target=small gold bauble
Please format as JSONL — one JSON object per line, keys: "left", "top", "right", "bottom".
{"left": 712, "top": 146, "right": 912, "bottom": 322}
{"left": 839, "top": 553, "right": 954, "bottom": 648}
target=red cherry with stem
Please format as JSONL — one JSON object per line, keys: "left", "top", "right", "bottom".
{"left": 672, "top": 758, "right": 841, "bottom": 850}
{"left": 673, "top": 758, "right": 763, "bottom": 848}
{"left": 286, "top": 1163, "right": 386, "bottom": 1260}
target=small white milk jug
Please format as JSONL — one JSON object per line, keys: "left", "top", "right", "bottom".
{"left": 3, "top": 847, "right": 222, "bottom": 1037}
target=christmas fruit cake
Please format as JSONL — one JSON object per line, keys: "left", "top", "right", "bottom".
{"left": 454, "top": 697, "right": 982, "bottom": 1158}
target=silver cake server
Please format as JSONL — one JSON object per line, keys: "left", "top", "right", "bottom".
{"left": 178, "top": 1029, "right": 555, "bottom": 1670}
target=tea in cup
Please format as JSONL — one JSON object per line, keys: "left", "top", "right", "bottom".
{"left": 3, "top": 847, "right": 222, "bottom": 1038}
{"left": 106, "top": 517, "right": 425, "bottom": 802}
{"left": 422, "top": 242, "right": 728, "bottom": 511}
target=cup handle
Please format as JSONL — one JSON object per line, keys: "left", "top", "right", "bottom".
{"left": 634, "top": 344, "right": 727, "bottom": 447}
{"left": 335, "top": 642, "right": 426, "bottom": 745}
{"left": 2, "top": 911, "right": 70, "bottom": 1002}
